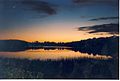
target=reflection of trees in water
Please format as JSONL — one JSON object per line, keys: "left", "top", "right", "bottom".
{"left": 66, "top": 36, "right": 119, "bottom": 58}
{"left": 0, "top": 57, "right": 118, "bottom": 79}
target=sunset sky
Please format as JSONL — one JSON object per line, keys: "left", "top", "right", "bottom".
{"left": 0, "top": 0, "right": 118, "bottom": 42}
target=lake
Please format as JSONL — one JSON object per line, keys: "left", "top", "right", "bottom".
{"left": 0, "top": 47, "right": 118, "bottom": 79}
{"left": 0, "top": 47, "right": 112, "bottom": 60}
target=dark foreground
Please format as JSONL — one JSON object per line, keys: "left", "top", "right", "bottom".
{"left": 0, "top": 57, "right": 118, "bottom": 79}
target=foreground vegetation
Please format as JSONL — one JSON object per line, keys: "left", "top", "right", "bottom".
{"left": 0, "top": 57, "right": 118, "bottom": 79}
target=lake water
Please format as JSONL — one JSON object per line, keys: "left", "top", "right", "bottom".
{"left": 0, "top": 48, "right": 112, "bottom": 61}
{"left": 0, "top": 47, "right": 118, "bottom": 79}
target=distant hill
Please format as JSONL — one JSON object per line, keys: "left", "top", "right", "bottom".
{"left": 0, "top": 40, "right": 29, "bottom": 51}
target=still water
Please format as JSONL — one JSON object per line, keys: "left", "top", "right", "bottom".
{"left": 0, "top": 47, "right": 118, "bottom": 79}
{"left": 0, "top": 47, "right": 112, "bottom": 60}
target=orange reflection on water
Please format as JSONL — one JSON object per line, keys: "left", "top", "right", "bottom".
{"left": 0, "top": 49, "right": 112, "bottom": 61}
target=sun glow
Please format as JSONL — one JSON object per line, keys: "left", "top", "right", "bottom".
{"left": 0, "top": 23, "right": 113, "bottom": 42}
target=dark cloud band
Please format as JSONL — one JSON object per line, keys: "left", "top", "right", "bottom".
{"left": 78, "top": 23, "right": 119, "bottom": 34}
{"left": 89, "top": 17, "right": 119, "bottom": 21}
{"left": 73, "top": 0, "right": 118, "bottom": 4}
{"left": 21, "top": 0, "right": 57, "bottom": 15}
{"left": 72, "top": 0, "right": 118, "bottom": 8}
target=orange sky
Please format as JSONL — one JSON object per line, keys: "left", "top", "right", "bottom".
{"left": 0, "top": 21, "right": 116, "bottom": 42}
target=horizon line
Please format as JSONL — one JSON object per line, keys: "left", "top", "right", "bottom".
{"left": 0, "top": 36, "right": 118, "bottom": 43}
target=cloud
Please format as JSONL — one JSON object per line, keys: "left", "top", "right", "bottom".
{"left": 0, "top": 0, "right": 57, "bottom": 15}
{"left": 73, "top": 0, "right": 118, "bottom": 4}
{"left": 21, "top": 0, "right": 57, "bottom": 15}
{"left": 0, "top": 0, "right": 58, "bottom": 30}
{"left": 72, "top": 0, "right": 118, "bottom": 7}
{"left": 89, "top": 16, "right": 119, "bottom": 21}
{"left": 78, "top": 23, "right": 119, "bottom": 34}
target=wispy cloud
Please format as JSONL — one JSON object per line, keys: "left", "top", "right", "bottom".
{"left": 89, "top": 16, "right": 119, "bottom": 21}
{"left": 21, "top": 0, "right": 57, "bottom": 15}
{"left": 72, "top": 0, "right": 118, "bottom": 7}
{"left": 78, "top": 23, "right": 119, "bottom": 34}
{"left": 73, "top": 0, "right": 118, "bottom": 4}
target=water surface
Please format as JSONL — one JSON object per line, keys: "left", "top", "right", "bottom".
{"left": 0, "top": 47, "right": 112, "bottom": 60}
{"left": 0, "top": 47, "right": 118, "bottom": 79}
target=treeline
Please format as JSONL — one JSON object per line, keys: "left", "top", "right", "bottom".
{"left": 29, "top": 41, "right": 65, "bottom": 46}
{"left": 65, "top": 36, "right": 119, "bottom": 57}
{"left": 30, "top": 36, "right": 119, "bottom": 57}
